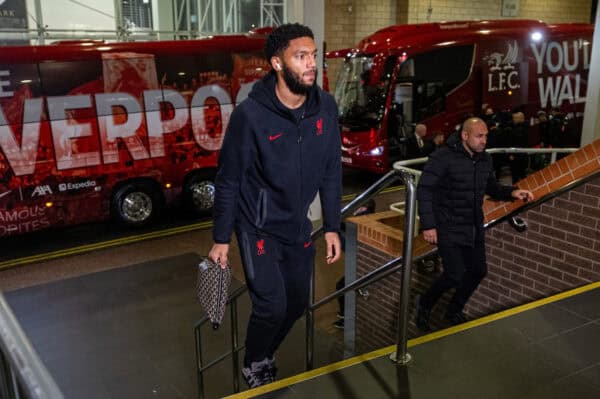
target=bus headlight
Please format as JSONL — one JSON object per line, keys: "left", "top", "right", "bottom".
{"left": 369, "top": 146, "right": 384, "bottom": 156}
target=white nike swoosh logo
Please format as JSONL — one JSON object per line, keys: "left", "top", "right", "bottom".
{"left": 0, "top": 190, "right": 12, "bottom": 199}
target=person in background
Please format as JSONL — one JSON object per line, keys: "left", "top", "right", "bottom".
{"left": 208, "top": 23, "right": 342, "bottom": 388}
{"left": 415, "top": 117, "right": 534, "bottom": 332}
{"left": 405, "top": 123, "right": 435, "bottom": 159}
{"left": 508, "top": 111, "right": 529, "bottom": 183}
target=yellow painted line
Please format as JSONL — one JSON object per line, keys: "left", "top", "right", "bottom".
{"left": 0, "top": 220, "right": 213, "bottom": 270}
{"left": 224, "top": 280, "right": 600, "bottom": 398}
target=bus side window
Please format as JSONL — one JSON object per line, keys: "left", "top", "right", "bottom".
{"left": 411, "top": 45, "right": 474, "bottom": 121}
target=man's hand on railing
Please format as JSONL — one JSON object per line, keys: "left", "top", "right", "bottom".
{"left": 324, "top": 232, "right": 341, "bottom": 264}
{"left": 422, "top": 228, "right": 437, "bottom": 245}
{"left": 511, "top": 189, "right": 534, "bottom": 202}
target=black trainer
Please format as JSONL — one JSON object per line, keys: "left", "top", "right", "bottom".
{"left": 444, "top": 311, "right": 467, "bottom": 326}
{"left": 333, "top": 319, "right": 345, "bottom": 329}
{"left": 265, "top": 356, "right": 277, "bottom": 380}
{"left": 242, "top": 358, "right": 273, "bottom": 388}
{"left": 415, "top": 294, "right": 432, "bottom": 332}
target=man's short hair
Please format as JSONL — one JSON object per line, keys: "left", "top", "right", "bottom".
{"left": 265, "top": 23, "right": 314, "bottom": 61}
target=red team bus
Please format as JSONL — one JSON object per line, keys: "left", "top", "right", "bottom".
{"left": 330, "top": 20, "right": 593, "bottom": 173}
{"left": 0, "top": 33, "right": 270, "bottom": 237}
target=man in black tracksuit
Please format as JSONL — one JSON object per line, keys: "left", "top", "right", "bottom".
{"left": 415, "top": 117, "right": 533, "bottom": 332}
{"left": 208, "top": 24, "right": 342, "bottom": 388}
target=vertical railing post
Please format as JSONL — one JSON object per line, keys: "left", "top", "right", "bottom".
{"left": 194, "top": 325, "right": 204, "bottom": 399}
{"left": 305, "top": 266, "right": 315, "bottom": 370}
{"left": 230, "top": 298, "right": 240, "bottom": 393}
{"left": 390, "top": 173, "right": 417, "bottom": 365}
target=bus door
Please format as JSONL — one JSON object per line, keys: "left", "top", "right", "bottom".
{"left": 390, "top": 44, "right": 475, "bottom": 152}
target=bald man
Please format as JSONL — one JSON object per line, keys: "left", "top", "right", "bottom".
{"left": 415, "top": 117, "right": 533, "bottom": 331}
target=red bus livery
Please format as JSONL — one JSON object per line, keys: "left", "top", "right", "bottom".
{"left": 330, "top": 20, "right": 593, "bottom": 173}
{"left": 0, "top": 34, "right": 270, "bottom": 237}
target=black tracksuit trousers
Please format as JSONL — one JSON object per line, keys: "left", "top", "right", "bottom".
{"left": 421, "top": 239, "right": 487, "bottom": 315}
{"left": 237, "top": 230, "right": 314, "bottom": 366}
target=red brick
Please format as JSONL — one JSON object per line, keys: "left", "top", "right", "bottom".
{"left": 578, "top": 268, "right": 600, "bottom": 281}
{"left": 541, "top": 204, "right": 569, "bottom": 220}
{"left": 528, "top": 210, "right": 554, "bottom": 224}
{"left": 563, "top": 272, "right": 588, "bottom": 286}
{"left": 549, "top": 173, "right": 575, "bottom": 191}
{"left": 533, "top": 185, "right": 551, "bottom": 199}
{"left": 564, "top": 253, "right": 593, "bottom": 269}
{"left": 556, "top": 157, "right": 572, "bottom": 174}
{"left": 548, "top": 277, "right": 571, "bottom": 290}
{"left": 513, "top": 255, "right": 540, "bottom": 270}
{"left": 479, "top": 286, "right": 500, "bottom": 300}
{"left": 525, "top": 269, "right": 549, "bottom": 284}
{"left": 567, "top": 212, "right": 597, "bottom": 229}
{"left": 552, "top": 219, "right": 580, "bottom": 234}
{"left": 541, "top": 167, "right": 554, "bottom": 182}
{"left": 581, "top": 227, "right": 600, "bottom": 241}
{"left": 499, "top": 277, "right": 524, "bottom": 292}
{"left": 570, "top": 191, "right": 599, "bottom": 207}
{"left": 540, "top": 226, "right": 567, "bottom": 240}
{"left": 574, "top": 149, "right": 589, "bottom": 165}
{"left": 515, "top": 237, "right": 539, "bottom": 252}
{"left": 551, "top": 239, "right": 579, "bottom": 254}
{"left": 582, "top": 206, "right": 600, "bottom": 220}
{"left": 582, "top": 142, "right": 598, "bottom": 159}
{"left": 566, "top": 233, "right": 594, "bottom": 248}
{"left": 584, "top": 182, "right": 600, "bottom": 197}
{"left": 578, "top": 247, "right": 600, "bottom": 261}
{"left": 554, "top": 198, "right": 582, "bottom": 213}
{"left": 551, "top": 259, "right": 579, "bottom": 275}
{"left": 488, "top": 281, "right": 510, "bottom": 296}
{"left": 491, "top": 229, "right": 515, "bottom": 243}
{"left": 538, "top": 264, "right": 563, "bottom": 280}
{"left": 592, "top": 140, "right": 600, "bottom": 156}
{"left": 533, "top": 281, "right": 554, "bottom": 295}
{"left": 565, "top": 155, "right": 582, "bottom": 171}
{"left": 504, "top": 243, "right": 527, "bottom": 256}
{"left": 538, "top": 243, "right": 565, "bottom": 260}
{"left": 489, "top": 265, "right": 511, "bottom": 278}
{"left": 503, "top": 261, "right": 525, "bottom": 274}
{"left": 572, "top": 160, "right": 600, "bottom": 180}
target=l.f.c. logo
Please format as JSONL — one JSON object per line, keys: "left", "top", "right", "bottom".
{"left": 316, "top": 118, "right": 323, "bottom": 135}
{"left": 256, "top": 239, "right": 266, "bottom": 256}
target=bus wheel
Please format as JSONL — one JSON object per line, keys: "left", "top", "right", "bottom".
{"left": 112, "top": 183, "right": 159, "bottom": 226}
{"left": 184, "top": 173, "right": 215, "bottom": 215}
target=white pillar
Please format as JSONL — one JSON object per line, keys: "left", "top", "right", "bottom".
{"left": 301, "top": 0, "right": 324, "bottom": 87}
{"left": 581, "top": 6, "right": 600, "bottom": 145}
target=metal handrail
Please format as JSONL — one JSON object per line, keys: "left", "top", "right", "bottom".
{"left": 0, "top": 292, "right": 64, "bottom": 399}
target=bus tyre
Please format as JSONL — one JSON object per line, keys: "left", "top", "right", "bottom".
{"left": 112, "top": 183, "right": 160, "bottom": 227}
{"left": 184, "top": 173, "right": 216, "bottom": 216}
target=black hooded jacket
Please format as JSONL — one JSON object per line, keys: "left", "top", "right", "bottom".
{"left": 417, "top": 137, "right": 515, "bottom": 247}
{"left": 212, "top": 72, "right": 342, "bottom": 244}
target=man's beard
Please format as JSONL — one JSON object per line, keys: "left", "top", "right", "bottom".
{"left": 282, "top": 63, "right": 317, "bottom": 95}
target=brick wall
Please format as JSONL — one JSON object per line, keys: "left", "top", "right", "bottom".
{"left": 351, "top": 140, "right": 600, "bottom": 352}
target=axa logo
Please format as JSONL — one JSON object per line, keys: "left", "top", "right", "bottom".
{"left": 303, "top": 241, "right": 312, "bottom": 248}
{"left": 316, "top": 118, "right": 323, "bottom": 135}
{"left": 256, "top": 239, "right": 266, "bottom": 256}
{"left": 31, "top": 185, "right": 53, "bottom": 197}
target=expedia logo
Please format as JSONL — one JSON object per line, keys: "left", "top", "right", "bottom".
{"left": 58, "top": 180, "right": 97, "bottom": 192}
